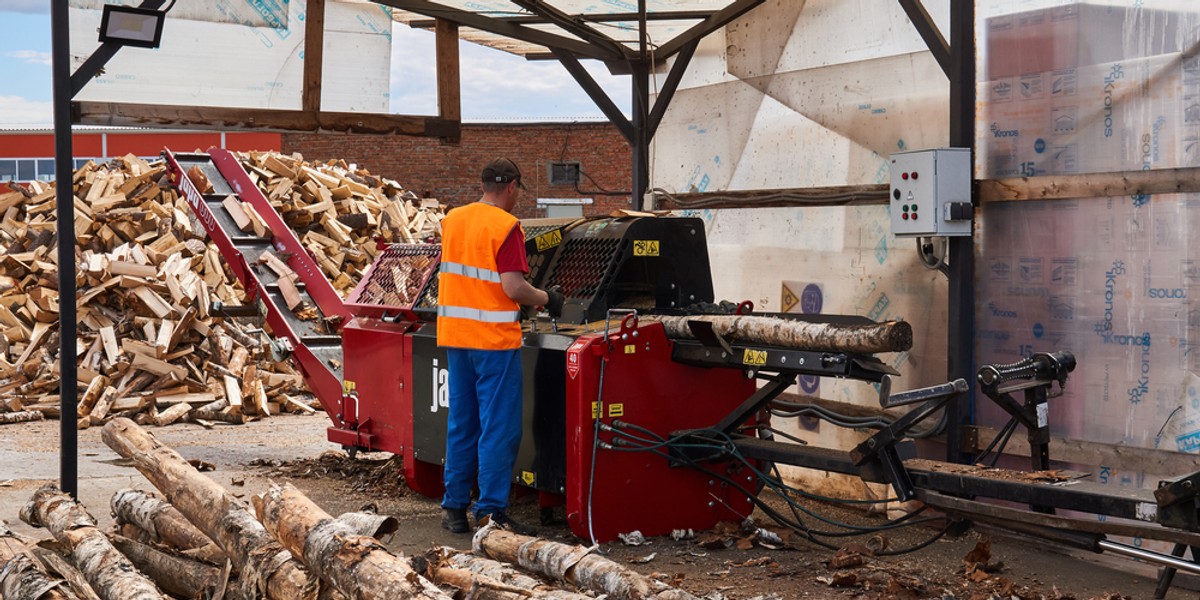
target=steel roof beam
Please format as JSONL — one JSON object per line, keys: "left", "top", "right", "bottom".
{"left": 646, "top": 37, "right": 697, "bottom": 140}
{"left": 657, "top": 0, "right": 764, "bottom": 58}
{"left": 406, "top": 10, "right": 714, "bottom": 29}
{"left": 897, "top": 0, "right": 950, "bottom": 77}
{"left": 552, "top": 49, "right": 634, "bottom": 144}
{"left": 375, "top": 0, "right": 624, "bottom": 61}
{"left": 510, "top": 0, "right": 632, "bottom": 60}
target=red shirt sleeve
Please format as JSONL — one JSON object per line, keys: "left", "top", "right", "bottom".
{"left": 495, "top": 224, "right": 529, "bottom": 274}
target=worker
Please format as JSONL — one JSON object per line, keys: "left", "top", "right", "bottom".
{"left": 437, "top": 158, "right": 564, "bottom": 535}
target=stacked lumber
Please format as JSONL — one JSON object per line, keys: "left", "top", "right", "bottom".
{"left": 236, "top": 151, "right": 446, "bottom": 296}
{"left": 0, "top": 419, "right": 706, "bottom": 599}
{"left": 0, "top": 155, "right": 317, "bottom": 429}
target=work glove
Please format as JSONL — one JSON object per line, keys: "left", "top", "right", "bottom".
{"left": 545, "top": 285, "right": 564, "bottom": 319}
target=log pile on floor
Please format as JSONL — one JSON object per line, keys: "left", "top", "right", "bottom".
{"left": 235, "top": 151, "right": 446, "bottom": 296}
{"left": 1, "top": 418, "right": 705, "bottom": 599}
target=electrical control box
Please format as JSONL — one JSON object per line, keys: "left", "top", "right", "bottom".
{"left": 889, "top": 148, "right": 973, "bottom": 237}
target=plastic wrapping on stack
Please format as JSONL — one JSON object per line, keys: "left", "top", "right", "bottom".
{"left": 976, "top": 3, "right": 1200, "bottom": 179}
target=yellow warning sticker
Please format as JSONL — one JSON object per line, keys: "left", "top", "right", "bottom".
{"left": 781, "top": 283, "right": 799, "bottom": 313}
{"left": 342, "top": 380, "right": 356, "bottom": 393}
{"left": 535, "top": 229, "right": 562, "bottom": 252}
{"left": 624, "top": 345, "right": 636, "bottom": 354}
{"left": 742, "top": 349, "right": 768, "bottom": 366}
{"left": 633, "top": 240, "right": 660, "bottom": 256}
{"left": 591, "top": 401, "right": 599, "bottom": 419}
{"left": 608, "top": 404, "right": 624, "bottom": 417}
{"left": 521, "top": 471, "right": 536, "bottom": 486}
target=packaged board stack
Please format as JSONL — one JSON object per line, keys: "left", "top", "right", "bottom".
{"left": 978, "top": 3, "right": 1200, "bottom": 178}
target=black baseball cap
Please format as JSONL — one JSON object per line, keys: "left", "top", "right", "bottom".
{"left": 482, "top": 158, "right": 525, "bottom": 190}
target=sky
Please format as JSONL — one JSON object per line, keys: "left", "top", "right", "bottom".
{"left": 0, "top": 1, "right": 630, "bottom": 128}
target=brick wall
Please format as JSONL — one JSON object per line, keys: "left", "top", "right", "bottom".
{"left": 282, "top": 123, "right": 632, "bottom": 219}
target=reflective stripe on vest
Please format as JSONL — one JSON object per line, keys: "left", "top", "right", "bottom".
{"left": 436, "top": 202, "right": 524, "bottom": 350}
{"left": 437, "top": 304, "right": 520, "bottom": 323}
{"left": 439, "top": 260, "right": 502, "bottom": 283}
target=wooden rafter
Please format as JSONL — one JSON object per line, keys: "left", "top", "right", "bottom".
{"left": 73, "top": 102, "right": 459, "bottom": 137}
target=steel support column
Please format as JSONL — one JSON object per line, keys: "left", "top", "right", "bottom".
{"left": 631, "top": 0, "right": 650, "bottom": 209}
{"left": 52, "top": 0, "right": 77, "bottom": 498}
{"left": 946, "top": 1, "right": 975, "bottom": 463}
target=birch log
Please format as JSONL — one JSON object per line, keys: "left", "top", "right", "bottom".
{"left": 107, "top": 535, "right": 221, "bottom": 600}
{"left": 0, "top": 411, "right": 45, "bottom": 425}
{"left": 109, "top": 488, "right": 226, "bottom": 564}
{"left": 646, "top": 315, "right": 912, "bottom": 354}
{"left": 253, "top": 482, "right": 449, "bottom": 600}
{"left": 0, "top": 523, "right": 80, "bottom": 600}
{"left": 473, "top": 524, "right": 698, "bottom": 600}
{"left": 333, "top": 512, "right": 399, "bottom": 541}
{"left": 100, "top": 418, "right": 318, "bottom": 600}
{"left": 19, "top": 486, "right": 165, "bottom": 600}
{"left": 425, "top": 547, "right": 592, "bottom": 600}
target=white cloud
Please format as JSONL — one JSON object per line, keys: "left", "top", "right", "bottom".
{"left": 0, "top": 95, "right": 53, "bottom": 127}
{"left": 6, "top": 50, "right": 51, "bottom": 66}
{"left": 0, "top": 1, "right": 48, "bottom": 14}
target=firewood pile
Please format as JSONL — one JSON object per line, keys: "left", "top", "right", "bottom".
{"left": 0, "top": 419, "right": 700, "bottom": 600}
{"left": 234, "top": 151, "right": 446, "bottom": 296}
{"left": 0, "top": 150, "right": 450, "bottom": 430}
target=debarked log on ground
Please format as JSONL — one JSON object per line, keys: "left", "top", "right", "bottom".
{"left": 422, "top": 547, "right": 592, "bottom": 600}
{"left": 473, "top": 525, "right": 699, "bottom": 600}
{"left": 19, "top": 486, "right": 165, "bottom": 600}
{"left": 110, "top": 488, "right": 226, "bottom": 564}
{"left": 646, "top": 314, "right": 912, "bottom": 354}
{"left": 101, "top": 417, "right": 319, "bottom": 600}
{"left": 253, "top": 482, "right": 450, "bottom": 600}
{"left": 0, "top": 522, "right": 81, "bottom": 600}
{"left": 107, "top": 535, "right": 222, "bottom": 600}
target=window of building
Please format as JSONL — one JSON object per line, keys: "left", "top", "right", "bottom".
{"left": 0, "top": 160, "right": 15, "bottom": 182}
{"left": 17, "top": 160, "right": 34, "bottom": 181}
{"left": 37, "top": 159, "right": 54, "bottom": 182}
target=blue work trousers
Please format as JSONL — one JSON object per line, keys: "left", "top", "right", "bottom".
{"left": 441, "top": 348, "right": 523, "bottom": 518}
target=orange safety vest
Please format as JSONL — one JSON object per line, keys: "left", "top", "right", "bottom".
{"left": 436, "top": 202, "right": 523, "bottom": 350}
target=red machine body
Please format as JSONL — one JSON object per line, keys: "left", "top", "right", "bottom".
{"left": 341, "top": 317, "right": 444, "bottom": 497}
{"left": 564, "top": 319, "right": 759, "bottom": 540}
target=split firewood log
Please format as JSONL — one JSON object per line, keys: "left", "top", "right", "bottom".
{"left": 473, "top": 523, "right": 699, "bottom": 600}
{"left": 25, "top": 545, "right": 101, "bottom": 600}
{"left": 107, "top": 535, "right": 221, "bottom": 600}
{"left": 646, "top": 314, "right": 912, "bottom": 354}
{"left": 0, "top": 522, "right": 81, "bottom": 600}
{"left": 109, "top": 488, "right": 225, "bottom": 564}
{"left": 100, "top": 418, "right": 320, "bottom": 600}
{"left": 19, "top": 485, "right": 166, "bottom": 600}
{"left": 253, "top": 482, "right": 450, "bottom": 600}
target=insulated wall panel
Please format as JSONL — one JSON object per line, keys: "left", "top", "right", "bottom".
{"left": 652, "top": 0, "right": 952, "bottom": 498}
{"left": 69, "top": 0, "right": 392, "bottom": 113}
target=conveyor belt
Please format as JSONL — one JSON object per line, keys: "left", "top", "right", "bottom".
{"left": 165, "top": 150, "right": 345, "bottom": 412}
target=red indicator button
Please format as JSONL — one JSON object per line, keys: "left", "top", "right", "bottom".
{"left": 901, "top": 172, "right": 909, "bottom": 180}
{"left": 902, "top": 213, "right": 909, "bottom": 220}
{"left": 912, "top": 172, "right": 919, "bottom": 180}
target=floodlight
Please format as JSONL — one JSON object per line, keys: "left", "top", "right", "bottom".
{"left": 98, "top": 5, "right": 165, "bottom": 49}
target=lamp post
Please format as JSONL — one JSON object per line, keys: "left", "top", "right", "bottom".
{"left": 50, "top": 0, "right": 167, "bottom": 498}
